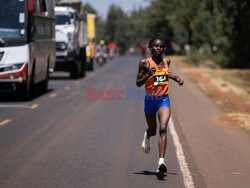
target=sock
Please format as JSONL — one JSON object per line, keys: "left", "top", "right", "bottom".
{"left": 144, "top": 131, "right": 150, "bottom": 140}
{"left": 159, "top": 158, "right": 164, "bottom": 164}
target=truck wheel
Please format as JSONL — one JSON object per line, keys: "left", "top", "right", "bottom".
{"left": 87, "top": 58, "right": 94, "bottom": 71}
{"left": 40, "top": 73, "right": 48, "bottom": 93}
{"left": 80, "top": 47, "right": 87, "bottom": 77}
{"left": 79, "top": 60, "right": 85, "bottom": 78}
{"left": 70, "top": 61, "right": 80, "bottom": 79}
{"left": 40, "top": 78, "right": 48, "bottom": 93}
{"left": 40, "top": 61, "right": 49, "bottom": 93}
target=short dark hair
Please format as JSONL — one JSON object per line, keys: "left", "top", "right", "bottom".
{"left": 148, "top": 37, "right": 165, "bottom": 48}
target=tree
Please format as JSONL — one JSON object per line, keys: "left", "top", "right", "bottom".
{"left": 225, "top": 0, "right": 250, "bottom": 68}
{"left": 105, "top": 5, "right": 130, "bottom": 54}
{"left": 144, "top": 0, "right": 173, "bottom": 54}
{"left": 84, "top": 3, "right": 97, "bottom": 15}
{"left": 95, "top": 0, "right": 249, "bottom": 67}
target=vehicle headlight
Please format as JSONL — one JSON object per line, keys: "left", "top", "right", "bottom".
{"left": 67, "top": 32, "right": 74, "bottom": 51}
{"left": 3, "top": 63, "right": 24, "bottom": 72}
{"left": 67, "top": 43, "right": 74, "bottom": 51}
{"left": 67, "top": 32, "right": 72, "bottom": 41}
{"left": 61, "top": 43, "right": 67, "bottom": 50}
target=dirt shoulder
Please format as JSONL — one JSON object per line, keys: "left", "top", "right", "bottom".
{"left": 170, "top": 56, "right": 250, "bottom": 130}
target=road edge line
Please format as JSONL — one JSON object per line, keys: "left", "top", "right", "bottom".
{"left": 169, "top": 117, "right": 195, "bottom": 188}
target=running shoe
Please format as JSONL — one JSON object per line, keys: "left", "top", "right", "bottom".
{"left": 142, "top": 131, "right": 150, "bottom": 154}
{"left": 156, "top": 160, "right": 167, "bottom": 174}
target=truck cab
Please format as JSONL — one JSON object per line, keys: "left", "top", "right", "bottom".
{"left": 55, "top": 7, "right": 78, "bottom": 65}
{"left": 55, "top": 1, "right": 88, "bottom": 79}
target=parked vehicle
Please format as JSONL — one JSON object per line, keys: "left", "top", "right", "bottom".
{"left": 86, "top": 13, "right": 96, "bottom": 71}
{"left": 0, "top": 0, "right": 56, "bottom": 99}
{"left": 55, "top": 0, "right": 88, "bottom": 78}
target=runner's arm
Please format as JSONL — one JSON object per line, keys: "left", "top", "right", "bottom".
{"left": 136, "top": 59, "right": 155, "bottom": 87}
{"left": 166, "top": 57, "right": 184, "bottom": 86}
{"left": 169, "top": 73, "right": 184, "bottom": 86}
{"left": 165, "top": 57, "right": 171, "bottom": 67}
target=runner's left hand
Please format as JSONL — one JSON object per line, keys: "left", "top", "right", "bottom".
{"left": 176, "top": 76, "right": 184, "bottom": 86}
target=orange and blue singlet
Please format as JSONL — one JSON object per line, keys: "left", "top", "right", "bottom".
{"left": 144, "top": 57, "right": 171, "bottom": 114}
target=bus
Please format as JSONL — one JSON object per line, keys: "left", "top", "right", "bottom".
{"left": 0, "top": 0, "right": 56, "bottom": 99}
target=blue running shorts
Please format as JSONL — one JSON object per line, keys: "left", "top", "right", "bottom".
{"left": 144, "top": 94, "right": 170, "bottom": 114}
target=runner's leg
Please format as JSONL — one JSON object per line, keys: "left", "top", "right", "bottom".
{"left": 158, "top": 107, "right": 171, "bottom": 158}
{"left": 145, "top": 113, "right": 157, "bottom": 138}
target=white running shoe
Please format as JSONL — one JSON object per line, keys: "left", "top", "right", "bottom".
{"left": 156, "top": 160, "right": 167, "bottom": 174}
{"left": 141, "top": 131, "right": 150, "bottom": 154}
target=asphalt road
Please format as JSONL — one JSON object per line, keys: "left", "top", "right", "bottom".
{"left": 0, "top": 56, "right": 249, "bottom": 188}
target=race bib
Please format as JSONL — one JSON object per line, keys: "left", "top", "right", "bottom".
{"left": 153, "top": 72, "right": 169, "bottom": 86}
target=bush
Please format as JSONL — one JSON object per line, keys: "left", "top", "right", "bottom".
{"left": 185, "top": 45, "right": 209, "bottom": 66}
{"left": 211, "top": 51, "right": 231, "bottom": 67}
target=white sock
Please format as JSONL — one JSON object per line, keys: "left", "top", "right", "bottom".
{"left": 144, "top": 131, "right": 150, "bottom": 140}
{"left": 159, "top": 158, "right": 164, "bottom": 164}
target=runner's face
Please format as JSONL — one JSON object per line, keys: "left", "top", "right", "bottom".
{"left": 152, "top": 39, "right": 165, "bottom": 56}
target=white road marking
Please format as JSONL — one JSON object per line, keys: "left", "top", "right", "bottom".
{"left": 169, "top": 117, "right": 195, "bottom": 188}
{"left": 0, "top": 105, "right": 29, "bottom": 108}
{"left": 0, "top": 104, "right": 39, "bottom": 109}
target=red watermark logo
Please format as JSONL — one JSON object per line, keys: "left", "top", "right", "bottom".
{"left": 86, "top": 88, "right": 124, "bottom": 100}
{"left": 86, "top": 88, "right": 165, "bottom": 100}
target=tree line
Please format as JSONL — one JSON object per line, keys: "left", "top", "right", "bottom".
{"left": 87, "top": 0, "right": 250, "bottom": 68}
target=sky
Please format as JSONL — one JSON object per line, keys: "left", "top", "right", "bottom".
{"left": 82, "top": 0, "right": 150, "bottom": 19}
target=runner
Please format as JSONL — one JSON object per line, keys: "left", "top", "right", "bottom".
{"left": 140, "top": 43, "right": 146, "bottom": 58}
{"left": 136, "top": 37, "right": 184, "bottom": 174}
{"left": 96, "top": 40, "right": 108, "bottom": 65}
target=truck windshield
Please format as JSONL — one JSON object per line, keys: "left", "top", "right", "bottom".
{"left": 0, "top": 0, "right": 25, "bottom": 38}
{"left": 56, "top": 14, "right": 74, "bottom": 25}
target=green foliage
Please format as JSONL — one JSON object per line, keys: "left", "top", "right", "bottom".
{"left": 104, "top": 5, "right": 131, "bottom": 54}
{"left": 105, "top": 5, "right": 122, "bottom": 43}
{"left": 129, "top": 9, "right": 149, "bottom": 47}
{"left": 84, "top": 3, "right": 97, "bottom": 15}
{"left": 92, "top": 0, "right": 249, "bottom": 67}
{"left": 144, "top": 0, "right": 173, "bottom": 53}
{"left": 185, "top": 45, "right": 212, "bottom": 66}
{"left": 96, "top": 20, "right": 105, "bottom": 43}
{"left": 172, "top": 25, "right": 189, "bottom": 54}
{"left": 55, "top": 0, "right": 61, "bottom": 4}
{"left": 185, "top": 48, "right": 204, "bottom": 66}
{"left": 228, "top": 0, "right": 250, "bottom": 68}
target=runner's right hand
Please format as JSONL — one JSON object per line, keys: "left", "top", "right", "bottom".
{"left": 148, "top": 67, "right": 156, "bottom": 75}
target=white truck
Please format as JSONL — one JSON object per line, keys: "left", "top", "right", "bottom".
{"left": 0, "top": 0, "right": 56, "bottom": 99}
{"left": 55, "top": 0, "right": 88, "bottom": 78}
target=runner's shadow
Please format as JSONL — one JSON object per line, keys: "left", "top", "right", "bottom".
{"left": 134, "top": 170, "right": 179, "bottom": 180}
{"left": 133, "top": 170, "right": 168, "bottom": 180}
